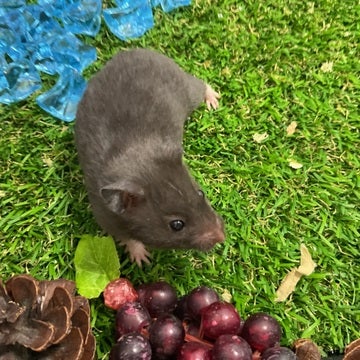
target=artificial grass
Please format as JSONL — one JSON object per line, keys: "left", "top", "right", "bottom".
{"left": 1, "top": 0, "right": 359, "bottom": 358}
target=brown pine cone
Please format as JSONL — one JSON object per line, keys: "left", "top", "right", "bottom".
{"left": 0, "top": 275, "right": 95, "bottom": 360}
{"left": 293, "top": 338, "right": 321, "bottom": 360}
{"left": 344, "top": 338, "right": 360, "bottom": 360}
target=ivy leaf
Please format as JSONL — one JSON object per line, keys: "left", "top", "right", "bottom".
{"left": 74, "top": 235, "right": 120, "bottom": 298}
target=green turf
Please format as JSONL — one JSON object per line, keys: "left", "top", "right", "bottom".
{"left": 1, "top": 0, "right": 359, "bottom": 358}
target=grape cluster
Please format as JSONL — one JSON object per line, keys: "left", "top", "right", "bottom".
{"left": 104, "top": 278, "right": 298, "bottom": 360}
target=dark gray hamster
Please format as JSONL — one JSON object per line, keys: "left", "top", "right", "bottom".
{"left": 75, "top": 48, "right": 225, "bottom": 266}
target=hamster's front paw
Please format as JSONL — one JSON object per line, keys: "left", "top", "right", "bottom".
{"left": 121, "top": 239, "right": 151, "bottom": 267}
{"left": 205, "top": 84, "right": 220, "bottom": 110}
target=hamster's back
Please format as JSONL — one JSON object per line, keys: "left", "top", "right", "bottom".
{"left": 75, "top": 49, "right": 205, "bottom": 160}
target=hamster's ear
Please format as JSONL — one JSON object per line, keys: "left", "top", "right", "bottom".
{"left": 100, "top": 181, "right": 145, "bottom": 214}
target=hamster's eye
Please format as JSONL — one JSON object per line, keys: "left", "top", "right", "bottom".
{"left": 169, "top": 220, "right": 185, "bottom": 231}
{"left": 198, "top": 189, "right": 204, "bottom": 197}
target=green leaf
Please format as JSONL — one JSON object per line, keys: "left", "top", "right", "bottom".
{"left": 74, "top": 235, "right": 120, "bottom": 298}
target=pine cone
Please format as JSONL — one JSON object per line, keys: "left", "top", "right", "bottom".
{"left": 0, "top": 275, "right": 95, "bottom": 360}
{"left": 344, "top": 338, "right": 360, "bottom": 360}
{"left": 293, "top": 338, "right": 321, "bottom": 360}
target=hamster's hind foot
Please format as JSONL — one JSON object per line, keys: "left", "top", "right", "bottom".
{"left": 121, "top": 239, "right": 151, "bottom": 267}
{"left": 205, "top": 84, "right": 220, "bottom": 110}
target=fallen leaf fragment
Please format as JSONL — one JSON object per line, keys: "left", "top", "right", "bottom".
{"left": 289, "top": 160, "right": 303, "bottom": 169}
{"left": 274, "top": 269, "right": 301, "bottom": 302}
{"left": 286, "top": 121, "right": 298, "bottom": 136}
{"left": 221, "top": 288, "right": 232, "bottom": 303}
{"left": 275, "top": 244, "right": 316, "bottom": 302}
{"left": 297, "top": 244, "right": 317, "bottom": 276}
{"left": 42, "top": 155, "right": 53, "bottom": 167}
{"left": 344, "top": 338, "right": 360, "bottom": 360}
{"left": 253, "top": 132, "right": 269, "bottom": 143}
{"left": 293, "top": 338, "right": 321, "bottom": 360}
{"left": 320, "top": 61, "right": 333, "bottom": 73}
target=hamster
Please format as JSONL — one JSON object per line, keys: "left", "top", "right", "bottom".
{"left": 75, "top": 48, "right": 225, "bottom": 266}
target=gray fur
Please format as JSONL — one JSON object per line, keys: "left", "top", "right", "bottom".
{"left": 75, "top": 48, "right": 224, "bottom": 255}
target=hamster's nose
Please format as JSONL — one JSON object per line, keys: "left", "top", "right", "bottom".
{"left": 212, "top": 224, "right": 225, "bottom": 244}
{"left": 215, "top": 216, "right": 225, "bottom": 242}
{"left": 204, "top": 216, "right": 225, "bottom": 246}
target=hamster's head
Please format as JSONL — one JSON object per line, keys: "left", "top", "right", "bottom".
{"left": 100, "top": 161, "right": 225, "bottom": 251}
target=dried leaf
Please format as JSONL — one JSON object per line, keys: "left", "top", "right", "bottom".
{"left": 320, "top": 61, "right": 333, "bottom": 73}
{"left": 42, "top": 155, "right": 53, "bottom": 167}
{"left": 308, "top": 2, "right": 315, "bottom": 14}
{"left": 275, "top": 244, "right": 316, "bottom": 302}
{"left": 297, "top": 244, "right": 317, "bottom": 276}
{"left": 221, "top": 289, "right": 232, "bottom": 303}
{"left": 289, "top": 160, "right": 303, "bottom": 169}
{"left": 275, "top": 269, "right": 302, "bottom": 302}
{"left": 253, "top": 132, "right": 269, "bottom": 143}
{"left": 286, "top": 121, "right": 297, "bottom": 136}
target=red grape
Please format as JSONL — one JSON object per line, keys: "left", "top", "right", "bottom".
{"left": 115, "top": 301, "right": 151, "bottom": 338}
{"left": 177, "top": 341, "right": 212, "bottom": 360}
{"left": 186, "top": 286, "right": 220, "bottom": 321}
{"left": 212, "top": 334, "right": 252, "bottom": 360}
{"left": 137, "top": 281, "right": 178, "bottom": 317}
{"left": 110, "top": 332, "right": 152, "bottom": 360}
{"left": 261, "top": 346, "right": 298, "bottom": 359}
{"left": 149, "top": 313, "right": 185, "bottom": 359}
{"left": 241, "top": 313, "right": 282, "bottom": 352}
{"left": 200, "top": 301, "right": 241, "bottom": 340}
{"left": 104, "top": 277, "right": 138, "bottom": 310}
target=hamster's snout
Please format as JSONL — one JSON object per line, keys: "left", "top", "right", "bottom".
{"left": 196, "top": 216, "right": 225, "bottom": 250}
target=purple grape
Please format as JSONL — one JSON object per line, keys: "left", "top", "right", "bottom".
{"left": 238, "top": 317, "right": 245, "bottom": 335}
{"left": 174, "top": 295, "right": 190, "bottom": 320}
{"left": 177, "top": 341, "right": 212, "bottom": 360}
{"left": 241, "top": 312, "right": 282, "bottom": 352}
{"left": 136, "top": 281, "right": 178, "bottom": 318}
{"left": 115, "top": 301, "right": 151, "bottom": 339}
{"left": 200, "top": 301, "right": 241, "bottom": 340}
{"left": 212, "top": 334, "right": 252, "bottom": 360}
{"left": 184, "top": 320, "right": 201, "bottom": 337}
{"left": 149, "top": 313, "right": 185, "bottom": 359}
{"left": 186, "top": 286, "right": 220, "bottom": 321}
{"left": 110, "top": 333, "right": 152, "bottom": 360}
{"left": 261, "top": 346, "right": 298, "bottom": 359}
